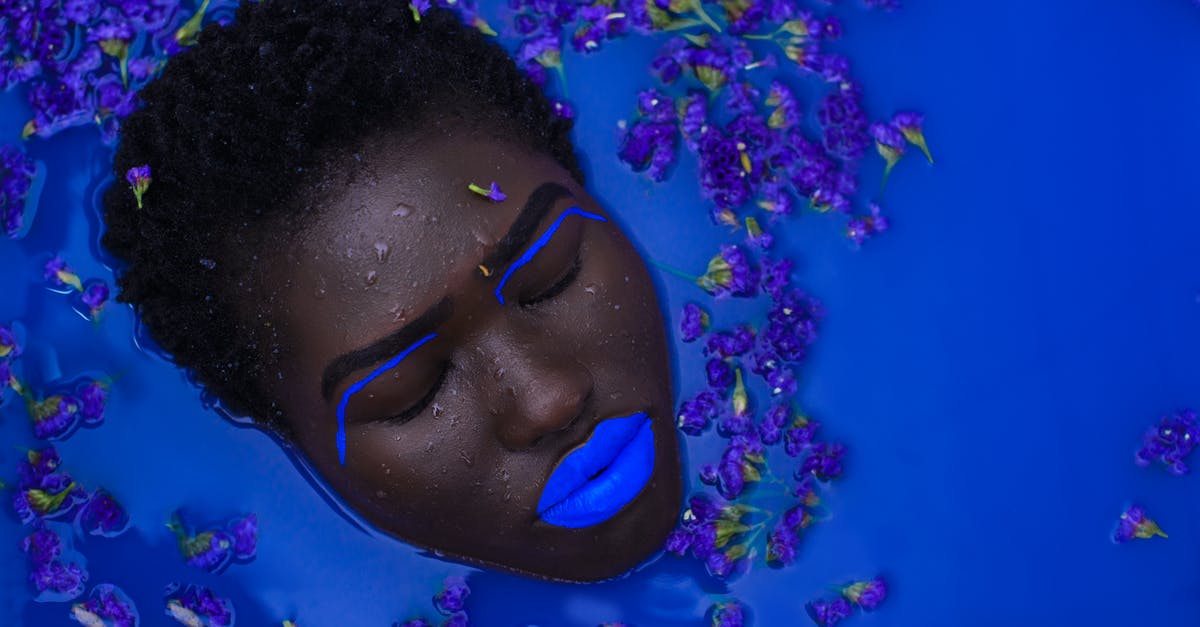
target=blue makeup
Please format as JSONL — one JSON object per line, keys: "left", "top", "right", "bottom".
{"left": 494, "top": 205, "right": 607, "bottom": 305}
{"left": 537, "top": 412, "right": 656, "bottom": 528}
{"left": 336, "top": 332, "right": 437, "bottom": 465}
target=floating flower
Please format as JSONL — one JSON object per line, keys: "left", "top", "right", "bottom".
{"left": 0, "top": 359, "right": 20, "bottom": 396}
{"left": 81, "top": 281, "right": 111, "bottom": 318}
{"left": 0, "top": 322, "right": 19, "bottom": 358}
{"left": 1, "top": 144, "right": 37, "bottom": 238}
{"left": 744, "top": 216, "right": 773, "bottom": 249}
{"left": 410, "top": 0, "right": 432, "bottom": 22}
{"left": 228, "top": 513, "right": 259, "bottom": 560}
{"left": 29, "top": 559, "right": 88, "bottom": 600}
{"left": 798, "top": 442, "right": 846, "bottom": 481}
{"left": 467, "top": 181, "right": 506, "bottom": 202}
{"left": 45, "top": 255, "right": 84, "bottom": 291}
{"left": 79, "top": 489, "right": 131, "bottom": 537}
{"left": 698, "top": 245, "right": 760, "bottom": 298}
{"left": 845, "top": 202, "right": 889, "bottom": 246}
{"left": 807, "top": 597, "right": 853, "bottom": 626}
{"left": 14, "top": 448, "right": 87, "bottom": 523}
{"left": 869, "top": 121, "right": 906, "bottom": 190}
{"left": 78, "top": 381, "right": 109, "bottom": 424}
{"left": 1113, "top": 504, "right": 1167, "bottom": 543}
{"left": 165, "top": 584, "right": 235, "bottom": 627}
{"left": 891, "top": 111, "right": 932, "bottom": 163}
{"left": 677, "top": 389, "right": 720, "bottom": 435}
{"left": 167, "top": 512, "right": 235, "bottom": 573}
{"left": 709, "top": 600, "right": 746, "bottom": 627}
{"left": 21, "top": 525, "right": 63, "bottom": 566}
{"left": 71, "top": 584, "right": 139, "bottom": 627}
{"left": 28, "top": 393, "right": 83, "bottom": 440}
{"left": 433, "top": 575, "right": 470, "bottom": 615}
{"left": 1134, "top": 408, "right": 1198, "bottom": 476}
{"left": 841, "top": 576, "right": 887, "bottom": 610}
{"left": 680, "top": 303, "right": 710, "bottom": 342}
{"left": 618, "top": 89, "right": 678, "bottom": 182}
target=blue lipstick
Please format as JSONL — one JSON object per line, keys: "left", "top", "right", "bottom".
{"left": 537, "top": 412, "right": 655, "bottom": 528}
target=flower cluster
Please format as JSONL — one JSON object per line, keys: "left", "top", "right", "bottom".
{"left": 167, "top": 510, "right": 259, "bottom": 573}
{"left": 2, "top": 144, "right": 38, "bottom": 238}
{"left": 71, "top": 583, "right": 139, "bottom": 627}
{"left": 1112, "top": 504, "right": 1167, "bottom": 543}
{"left": 44, "top": 255, "right": 112, "bottom": 319}
{"left": 22, "top": 523, "right": 88, "bottom": 601}
{"left": 1134, "top": 408, "right": 1198, "bottom": 476}
{"left": 604, "top": 2, "right": 926, "bottom": 243}
{"left": 26, "top": 379, "right": 111, "bottom": 440}
{"left": 0, "top": 0, "right": 245, "bottom": 144}
{"left": 392, "top": 575, "right": 473, "bottom": 627}
{"left": 126, "top": 164, "right": 152, "bottom": 209}
{"left": 165, "top": 583, "right": 235, "bottom": 627}
{"left": 806, "top": 576, "right": 887, "bottom": 625}
{"left": 670, "top": 243, "right": 844, "bottom": 578}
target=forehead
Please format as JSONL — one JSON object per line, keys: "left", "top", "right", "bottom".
{"left": 272, "top": 126, "right": 576, "bottom": 352}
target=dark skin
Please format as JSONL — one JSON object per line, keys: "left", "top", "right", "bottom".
{"left": 263, "top": 122, "right": 682, "bottom": 582}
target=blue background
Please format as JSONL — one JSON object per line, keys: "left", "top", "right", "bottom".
{"left": 2, "top": 0, "right": 1199, "bottom": 625}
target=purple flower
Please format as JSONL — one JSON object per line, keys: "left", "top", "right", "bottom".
{"left": 1113, "top": 504, "right": 1168, "bottom": 543}
{"left": 29, "top": 394, "right": 82, "bottom": 440}
{"left": 168, "top": 511, "right": 234, "bottom": 573}
{"left": 468, "top": 181, "right": 506, "bottom": 202}
{"left": 870, "top": 121, "right": 907, "bottom": 188}
{"left": 706, "top": 358, "right": 735, "bottom": 392}
{"left": 73, "top": 583, "right": 139, "bottom": 627}
{"left": 619, "top": 89, "right": 678, "bottom": 182}
{"left": 78, "top": 381, "right": 108, "bottom": 423}
{"left": 229, "top": 513, "right": 258, "bottom": 560}
{"left": 680, "top": 303, "right": 710, "bottom": 342}
{"left": 817, "top": 86, "right": 869, "bottom": 161}
{"left": 169, "top": 584, "right": 235, "bottom": 627}
{"left": 710, "top": 600, "right": 746, "bottom": 627}
{"left": 0, "top": 323, "right": 21, "bottom": 359}
{"left": 705, "top": 325, "right": 756, "bottom": 358}
{"left": 807, "top": 597, "right": 853, "bottom": 626}
{"left": 677, "top": 390, "right": 720, "bottom": 435}
{"left": 81, "top": 281, "right": 110, "bottom": 317}
{"left": 79, "top": 489, "right": 130, "bottom": 537}
{"left": 410, "top": 0, "right": 433, "bottom": 21}
{"left": 765, "top": 522, "right": 799, "bottom": 566}
{"left": 842, "top": 576, "right": 887, "bottom": 610}
{"left": 552, "top": 99, "right": 574, "bottom": 119}
{"left": 1, "top": 145, "right": 37, "bottom": 238}
{"left": 744, "top": 216, "right": 773, "bottom": 249}
{"left": 698, "top": 245, "right": 760, "bottom": 298}
{"left": 1134, "top": 409, "right": 1198, "bottom": 476}
{"left": 705, "top": 550, "right": 734, "bottom": 579}
{"left": 846, "top": 202, "right": 889, "bottom": 246}
{"left": 29, "top": 559, "right": 87, "bottom": 599}
{"left": 799, "top": 442, "right": 846, "bottom": 481}
{"left": 45, "top": 255, "right": 83, "bottom": 291}
{"left": 433, "top": 575, "right": 470, "bottom": 615}
{"left": 891, "top": 111, "right": 933, "bottom": 163}
{"left": 21, "top": 526, "right": 63, "bottom": 566}
{"left": 766, "top": 81, "right": 800, "bottom": 130}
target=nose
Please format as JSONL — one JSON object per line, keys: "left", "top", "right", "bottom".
{"left": 489, "top": 347, "right": 594, "bottom": 452}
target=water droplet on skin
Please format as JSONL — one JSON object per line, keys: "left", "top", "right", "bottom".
{"left": 376, "top": 490, "right": 387, "bottom": 498}
{"left": 493, "top": 367, "right": 505, "bottom": 380}
{"left": 614, "top": 304, "right": 621, "bottom": 310}
{"left": 374, "top": 242, "right": 390, "bottom": 262}
{"left": 411, "top": 280, "right": 419, "bottom": 288}
{"left": 459, "top": 450, "right": 474, "bottom": 467}
{"left": 384, "top": 467, "right": 392, "bottom": 475}
{"left": 364, "top": 271, "right": 378, "bottom": 286}
{"left": 431, "top": 403, "right": 444, "bottom": 418}
{"left": 503, "top": 492, "right": 512, "bottom": 502}
{"left": 584, "top": 284, "right": 596, "bottom": 295}
{"left": 500, "top": 470, "right": 510, "bottom": 482}
{"left": 392, "top": 203, "right": 413, "bottom": 217}
{"left": 314, "top": 288, "right": 326, "bottom": 299}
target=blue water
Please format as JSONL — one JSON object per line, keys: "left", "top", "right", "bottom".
{"left": 3, "top": 1, "right": 1200, "bottom": 625}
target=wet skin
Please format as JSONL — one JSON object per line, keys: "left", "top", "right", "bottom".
{"left": 266, "top": 125, "right": 682, "bottom": 582}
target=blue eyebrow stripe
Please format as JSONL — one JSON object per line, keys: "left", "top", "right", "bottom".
{"left": 336, "top": 332, "right": 438, "bottom": 465}
{"left": 494, "top": 205, "right": 607, "bottom": 305}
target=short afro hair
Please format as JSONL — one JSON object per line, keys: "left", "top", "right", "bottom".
{"left": 102, "top": 0, "right": 584, "bottom": 436}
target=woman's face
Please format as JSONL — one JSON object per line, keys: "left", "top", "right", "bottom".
{"left": 265, "top": 125, "right": 681, "bottom": 581}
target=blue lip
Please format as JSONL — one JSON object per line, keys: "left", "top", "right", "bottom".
{"left": 537, "top": 412, "right": 656, "bottom": 528}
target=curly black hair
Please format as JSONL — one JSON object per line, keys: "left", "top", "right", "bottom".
{"left": 102, "top": 0, "right": 584, "bottom": 437}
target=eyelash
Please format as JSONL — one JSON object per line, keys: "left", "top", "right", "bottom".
{"left": 380, "top": 361, "right": 453, "bottom": 426}
{"left": 519, "top": 253, "right": 583, "bottom": 308}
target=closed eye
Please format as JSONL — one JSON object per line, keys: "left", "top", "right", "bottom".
{"left": 380, "top": 361, "right": 453, "bottom": 426}
{"left": 520, "top": 253, "right": 582, "bottom": 308}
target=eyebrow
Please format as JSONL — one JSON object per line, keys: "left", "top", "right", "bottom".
{"left": 321, "top": 296, "right": 454, "bottom": 402}
{"left": 492, "top": 206, "right": 607, "bottom": 305}
{"left": 478, "top": 181, "right": 575, "bottom": 273}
